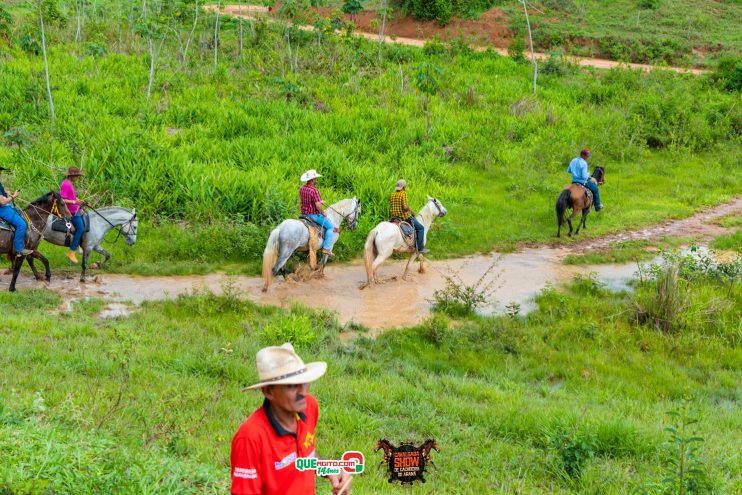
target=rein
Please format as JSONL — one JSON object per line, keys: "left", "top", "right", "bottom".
{"left": 326, "top": 200, "right": 360, "bottom": 225}
{"left": 84, "top": 203, "right": 137, "bottom": 244}
{"left": 15, "top": 196, "right": 65, "bottom": 235}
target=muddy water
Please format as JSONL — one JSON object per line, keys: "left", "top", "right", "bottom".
{"left": 8, "top": 198, "right": 740, "bottom": 331}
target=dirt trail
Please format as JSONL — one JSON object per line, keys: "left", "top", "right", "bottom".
{"left": 10, "top": 197, "right": 739, "bottom": 332}
{"left": 210, "top": 5, "right": 706, "bottom": 75}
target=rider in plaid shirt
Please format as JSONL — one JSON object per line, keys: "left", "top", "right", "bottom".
{"left": 389, "top": 179, "right": 427, "bottom": 254}
{"left": 299, "top": 170, "right": 337, "bottom": 256}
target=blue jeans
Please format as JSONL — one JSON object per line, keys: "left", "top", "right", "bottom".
{"left": 306, "top": 214, "right": 337, "bottom": 251}
{"left": 584, "top": 180, "right": 602, "bottom": 209}
{"left": 408, "top": 216, "right": 425, "bottom": 252}
{"left": 70, "top": 212, "right": 84, "bottom": 251}
{"left": 0, "top": 205, "right": 27, "bottom": 254}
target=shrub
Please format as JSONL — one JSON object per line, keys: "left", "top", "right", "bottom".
{"left": 661, "top": 402, "right": 713, "bottom": 494}
{"left": 634, "top": 264, "right": 687, "bottom": 333}
{"left": 508, "top": 31, "right": 526, "bottom": 63}
{"left": 551, "top": 427, "right": 597, "bottom": 479}
{"left": 260, "top": 314, "right": 318, "bottom": 349}
{"left": 709, "top": 56, "right": 742, "bottom": 92}
{"left": 638, "top": 0, "right": 662, "bottom": 9}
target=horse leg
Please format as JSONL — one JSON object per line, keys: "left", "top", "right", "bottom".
{"left": 92, "top": 245, "right": 111, "bottom": 269}
{"left": 31, "top": 251, "right": 51, "bottom": 283}
{"left": 371, "top": 248, "right": 394, "bottom": 284}
{"left": 26, "top": 255, "right": 41, "bottom": 281}
{"left": 401, "top": 253, "right": 415, "bottom": 280}
{"left": 418, "top": 253, "right": 426, "bottom": 274}
{"left": 272, "top": 245, "right": 295, "bottom": 277}
{"left": 575, "top": 209, "right": 588, "bottom": 235}
{"left": 81, "top": 248, "right": 92, "bottom": 282}
{"left": 317, "top": 253, "right": 329, "bottom": 276}
{"left": 9, "top": 255, "right": 23, "bottom": 292}
{"left": 567, "top": 209, "right": 578, "bottom": 237}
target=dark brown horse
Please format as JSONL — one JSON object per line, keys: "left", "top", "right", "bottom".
{"left": 556, "top": 167, "right": 605, "bottom": 237}
{"left": 375, "top": 439, "right": 393, "bottom": 470}
{"left": 421, "top": 439, "right": 440, "bottom": 469}
{"left": 0, "top": 191, "right": 70, "bottom": 291}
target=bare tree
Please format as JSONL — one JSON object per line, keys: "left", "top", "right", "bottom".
{"left": 378, "top": 0, "right": 388, "bottom": 64}
{"left": 520, "top": 0, "right": 537, "bottom": 95}
{"left": 173, "top": 0, "right": 200, "bottom": 66}
{"left": 38, "top": 0, "right": 55, "bottom": 129}
{"left": 214, "top": 0, "right": 221, "bottom": 68}
{"left": 74, "top": 0, "right": 84, "bottom": 42}
{"left": 238, "top": 0, "right": 243, "bottom": 59}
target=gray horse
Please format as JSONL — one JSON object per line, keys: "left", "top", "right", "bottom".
{"left": 29, "top": 206, "right": 138, "bottom": 282}
{"left": 262, "top": 198, "right": 361, "bottom": 291}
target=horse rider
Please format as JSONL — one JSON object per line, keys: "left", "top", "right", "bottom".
{"left": 299, "top": 169, "right": 338, "bottom": 257}
{"left": 389, "top": 179, "right": 428, "bottom": 254}
{"left": 567, "top": 149, "right": 604, "bottom": 211}
{"left": 60, "top": 166, "right": 86, "bottom": 263}
{"left": 0, "top": 166, "right": 32, "bottom": 257}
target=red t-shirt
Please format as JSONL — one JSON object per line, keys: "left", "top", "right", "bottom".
{"left": 231, "top": 395, "right": 319, "bottom": 495}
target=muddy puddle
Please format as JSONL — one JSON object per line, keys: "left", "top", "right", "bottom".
{"left": 6, "top": 198, "right": 740, "bottom": 332}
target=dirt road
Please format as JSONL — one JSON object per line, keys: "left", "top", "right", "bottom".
{"left": 12, "top": 197, "right": 739, "bottom": 332}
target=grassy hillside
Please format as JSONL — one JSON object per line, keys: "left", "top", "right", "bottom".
{"left": 0, "top": 1, "right": 740, "bottom": 277}
{"left": 1, "top": 254, "right": 740, "bottom": 493}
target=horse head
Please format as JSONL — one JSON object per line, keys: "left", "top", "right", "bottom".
{"left": 421, "top": 439, "right": 440, "bottom": 456}
{"left": 347, "top": 197, "right": 361, "bottom": 231}
{"left": 426, "top": 195, "right": 447, "bottom": 218}
{"left": 592, "top": 166, "right": 605, "bottom": 186}
{"left": 121, "top": 208, "right": 138, "bottom": 245}
{"left": 375, "top": 439, "right": 392, "bottom": 454}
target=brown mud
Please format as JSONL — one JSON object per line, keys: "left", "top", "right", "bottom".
{"left": 211, "top": 4, "right": 706, "bottom": 74}
{"left": 8, "top": 197, "right": 739, "bottom": 332}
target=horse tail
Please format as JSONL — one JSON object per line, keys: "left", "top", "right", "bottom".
{"left": 362, "top": 227, "right": 378, "bottom": 287}
{"left": 556, "top": 189, "right": 571, "bottom": 234}
{"left": 262, "top": 227, "right": 280, "bottom": 292}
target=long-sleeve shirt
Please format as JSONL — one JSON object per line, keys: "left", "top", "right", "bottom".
{"left": 567, "top": 157, "right": 589, "bottom": 184}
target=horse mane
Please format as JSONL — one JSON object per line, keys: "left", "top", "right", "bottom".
{"left": 592, "top": 166, "right": 605, "bottom": 182}
{"left": 29, "top": 191, "right": 53, "bottom": 206}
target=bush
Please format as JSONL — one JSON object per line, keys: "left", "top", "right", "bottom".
{"left": 260, "top": 314, "right": 318, "bottom": 349}
{"left": 634, "top": 264, "right": 688, "bottom": 333}
{"left": 551, "top": 427, "right": 597, "bottom": 479}
{"left": 638, "top": 0, "right": 662, "bottom": 9}
{"left": 709, "top": 56, "right": 742, "bottom": 92}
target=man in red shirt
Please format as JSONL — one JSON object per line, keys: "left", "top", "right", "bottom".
{"left": 299, "top": 169, "right": 338, "bottom": 257}
{"left": 231, "top": 343, "right": 352, "bottom": 495}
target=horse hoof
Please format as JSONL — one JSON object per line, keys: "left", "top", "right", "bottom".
{"left": 91, "top": 262, "right": 99, "bottom": 269}
{"left": 80, "top": 278, "right": 87, "bottom": 284}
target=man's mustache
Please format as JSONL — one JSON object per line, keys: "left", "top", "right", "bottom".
{"left": 296, "top": 394, "right": 306, "bottom": 402}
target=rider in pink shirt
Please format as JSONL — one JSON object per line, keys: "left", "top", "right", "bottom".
{"left": 59, "top": 167, "right": 85, "bottom": 263}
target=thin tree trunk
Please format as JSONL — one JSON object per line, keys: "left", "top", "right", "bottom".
{"left": 38, "top": 0, "right": 55, "bottom": 130}
{"left": 75, "top": 0, "right": 82, "bottom": 41}
{"left": 214, "top": 0, "right": 221, "bottom": 68}
{"left": 147, "top": 38, "right": 155, "bottom": 100}
{"left": 182, "top": 0, "right": 200, "bottom": 65}
{"left": 238, "top": 0, "right": 243, "bottom": 60}
{"left": 378, "top": 0, "right": 388, "bottom": 64}
{"left": 521, "top": 0, "right": 537, "bottom": 95}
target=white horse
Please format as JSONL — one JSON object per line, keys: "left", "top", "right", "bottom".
{"left": 360, "top": 196, "right": 447, "bottom": 289}
{"left": 262, "top": 198, "right": 361, "bottom": 291}
{"left": 29, "top": 207, "right": 138, "bottom": 282}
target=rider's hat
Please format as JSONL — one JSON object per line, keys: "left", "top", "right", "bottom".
{"left": 395, "top": 179, "right": 407, "bottom": 191}
{"left": 300, "top": 169, "right": 322, "bottom": 182}
{"left": 580, "top": 149, "right": 591, "bottom": 158}
{"left": 65, "top": 167, "right": 85, "bottom": 177}
{"left": 242, "top": 343, "right": 327, "bottom": 391}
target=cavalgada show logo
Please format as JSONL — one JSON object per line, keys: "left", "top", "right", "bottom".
{"left": 376, "top": 439, "right": 440, "bottom": 485}
{"left": 295, "top": 451, "right": 365, "bottom": 477}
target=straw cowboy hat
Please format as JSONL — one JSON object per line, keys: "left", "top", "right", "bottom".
{"left": 300, "top": 169, "right": 322, "bottom": 182}
{"left": 242, "top": 343, "right": 327, "bottom": 391}
{"left": 395, "top": 179, "right": 406, "bottom": 191}
{"left": 65, "top": 167, "right": 85, "bottom": 177}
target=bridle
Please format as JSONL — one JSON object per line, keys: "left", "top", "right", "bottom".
{"left": 84, "top": 203, "right": 138, "bottom": 244}
{"left": 326, "top": 199, "right": 362, "bottom": 230}
{"left": 429, "top": 197, "right": 446, "bottom": 217}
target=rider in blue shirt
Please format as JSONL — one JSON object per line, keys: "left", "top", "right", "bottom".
{"left": 0, "top": 166, "right": 32, "bottom": 257}
{"left": 567, "top": 149, "right": 603, "bottom": 211}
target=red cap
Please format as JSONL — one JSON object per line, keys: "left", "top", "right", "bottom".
{"left": 580, "top": 149, "right": 591, "bottom": 157}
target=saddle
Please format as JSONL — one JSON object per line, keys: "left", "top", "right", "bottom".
{"left": 0, "top": 206, "right": 27, "bottom": 231}
{"left": 51, "top": 213, "right": 91, "bottom": 247}
{"left": 390, "top": 217, "right": 416, "bottom": 248}
{"left": 573, "top": 183, "right": 594, "bottom": 209}
{"left": 299, "top": 216, "right": 324, "bottom": 269}
{"left": 299, "top": 215, "right": 326, "bottom": 240}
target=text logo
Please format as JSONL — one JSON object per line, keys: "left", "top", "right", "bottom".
{"left": 295, "top": 451, "right": 365, "bottom": 476}
{"left": 376, "top": 439, "right": 440, "bottom": 485}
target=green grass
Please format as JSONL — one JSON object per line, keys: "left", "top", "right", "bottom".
{"left": 0, "top": 2, "right": 740, "bottom": 275}
{"left": 711, "top": 230, "right": 741, "bottom": 253}
{"left": 1, "top": 262, "right": 740, "bottom": 493}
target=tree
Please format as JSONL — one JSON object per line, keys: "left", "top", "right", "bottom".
{"left": 170, "top": 0, "right": 201, "bottom": 66}
{"left": 38, "top": 0, "right": 55, "bottom": 130}
{"left": 413, "top": 61, "right": 443, "bottom": 140}
{"left": 341, "top": 0, "right": 363, "bottom": 24}
{"left": 0, "top": 5, "right": 14, "bottom": 44}
{"left": 135, "top": 1, "right": 169, "bottom": 102}
{"left": 213, "top": 0, "right": 221, "bottom": 68}
{"left": 520, "top": 0, "right": 537, "bottom": 95}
